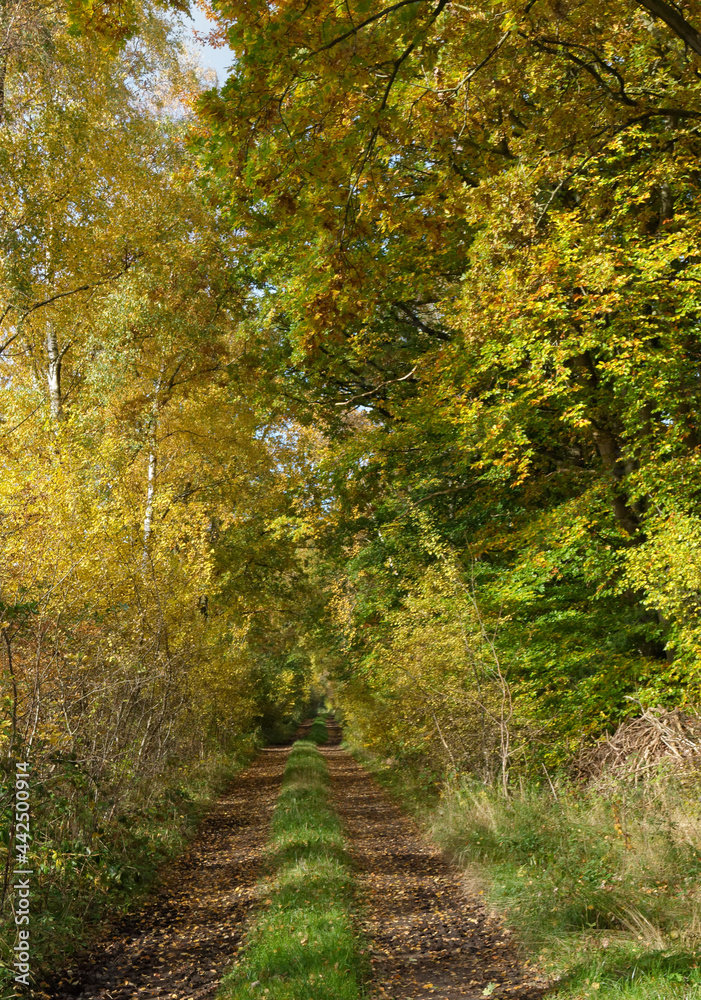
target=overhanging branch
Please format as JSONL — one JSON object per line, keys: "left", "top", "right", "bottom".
{"left": 636, "top": 0, "right": 701, "bottom": 56}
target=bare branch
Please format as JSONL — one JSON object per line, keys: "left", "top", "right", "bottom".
{"left": 0, "top": 330, "right": 19, "bottom": 356}
{"left": 334, "top": 365, "right": 417, "bottom": 405}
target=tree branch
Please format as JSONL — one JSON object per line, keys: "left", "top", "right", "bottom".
{"left": 311, "top": 0, "right": 428, "bottom": 54}
{"left": 334, "top": 365, "right": 417, "bottom": 405}
{"left": 394, "top": 301, "right": 451, "bottom": 340}
{"left": 636, "top": 0, "right": 701, "bottom": 56}
{"left": 4, "top": 255, "right": 142, "bottom": 323}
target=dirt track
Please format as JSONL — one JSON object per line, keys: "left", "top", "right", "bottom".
{"left": 324, "top": 743, "right": 547, "bottom": 1000}
{"left": 37, "top": 749, "right": 288, "bottom": 1000}
{"left": 38, "top": 725, "right": 546, "bottom": 1000}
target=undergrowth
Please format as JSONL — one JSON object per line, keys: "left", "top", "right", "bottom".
{"left": 221, "top": 736, "right": 366, "bottom": 1000}
{"left": 351, "top": 744, "right": 701, "bottom": 1000}
{"left": 0, "top": 739, "right": 258, "bottom": 999}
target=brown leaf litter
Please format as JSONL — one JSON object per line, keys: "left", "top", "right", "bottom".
{"left": 324, "top": 747, "right": 549, "bottom": 1000}
{"left": 36, "top": 749, "right": 289, "bottom": 1000}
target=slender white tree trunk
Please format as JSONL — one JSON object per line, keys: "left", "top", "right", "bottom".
{"left": 46, "top": 323, "right": 63, "bottom": 421}
{"left": 143, "top": 442, "right": 157, "bottom": 556}
{"left": 142, "top": 380, "right": 161, "bottom": 567}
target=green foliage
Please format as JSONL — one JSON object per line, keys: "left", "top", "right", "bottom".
{"left": 0, "top": 0, "right": 325, "bottom": 979}
{"left": 6, "top": 0, "right": 701, "bottom": 983}
{"left": 553, "top": 950, "right": 701, "bottom": 1000}
{"left": 194, "top": 0, "right": 701, "bottom": 771}
{"left": 434, "top": 784, "right": 701, "bottom": 937}
{"left": 66, "top": 0, "right": 189, "bottom": 47}
{"left": 221, "top": 740, "right": 365, "bottom": 1000}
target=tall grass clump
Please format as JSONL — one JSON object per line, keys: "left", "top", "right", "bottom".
{"left": 430, "top": 771, "right": 701, "bottom": 999}
{"left": 221, "top": 740, "right": 364, "bottom": 1000}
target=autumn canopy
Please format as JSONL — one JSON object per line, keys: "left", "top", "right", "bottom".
{"left": 2, "top": 0, "right": 701, "bottom": 972}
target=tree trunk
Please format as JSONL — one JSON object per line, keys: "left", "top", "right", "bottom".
{"left": 142, "top": 442, "right": 157, "bottom": 565}
{"left": 0, "top": 52, "right": 7, "bottom": 125}
{"left": 570, "top": 351, "right": 644, "bottom": 537}
{"left": 46, "top": 323, "right": 64, "bottom": 421}
{"left": 142, "top": 382, "right": 161, "bottom": 567}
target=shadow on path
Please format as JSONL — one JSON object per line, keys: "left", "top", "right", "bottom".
{"left": 325, "top": 749, "right": 549, "bottom": 1000}
{"left": 37, "top": 749, "right": 289, "bottom": 1000}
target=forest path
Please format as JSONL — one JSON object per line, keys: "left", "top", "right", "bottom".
{"left": 39, "top": 730, "right": 548, "bottom": 1000}
{"left": 324, "top": 746, "right": 548, "bottom": 1000}
{"left": 39, "top": 749, "right": 289, "bottom": 1000}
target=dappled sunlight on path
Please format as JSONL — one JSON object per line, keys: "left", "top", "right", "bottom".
{"left": 40, "top": 750, "right": 289, "bottom": 1000}
{"left": 325, "top": 749, "right": 549, "bottom": 1000}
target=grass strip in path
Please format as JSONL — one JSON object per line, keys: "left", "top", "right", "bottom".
{"left": 40, "top": 749, "right": 289, "bottom": 1000}
{"left": 307, "top": 715, "right": 329, "bottom": 745}
{"left": 221, "top": 731, "right": 365, "bottom": 1000}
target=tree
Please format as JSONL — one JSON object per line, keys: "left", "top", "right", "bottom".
{"left": 193, "top": 0, "right": 701, "bottom": 760}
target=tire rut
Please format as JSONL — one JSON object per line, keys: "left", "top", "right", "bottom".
{"left": 324, "top": 748, "right": 549, "bottom": 1000}
{"left": 36, "top": 749, "right": 289, "bottom": 1000}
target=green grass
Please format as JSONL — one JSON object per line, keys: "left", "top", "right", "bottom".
{"left": 548, "top": 943, "right": 701, "bottom": 1000}
{"left": 221, "top": 739, "right": 365, "bottom": 1000}
{"left": 307, "top": 715, "right": 329, "bottom": 746}
{"left": 350, "top": 745, "right": 701, "bottom": 1000}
